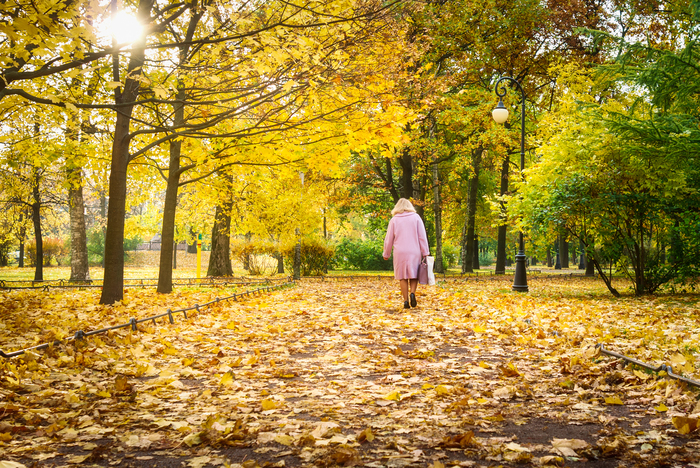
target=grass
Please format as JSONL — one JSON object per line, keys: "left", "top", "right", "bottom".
{"left": 1, "top": 249, "right": 589, "bottom": 281}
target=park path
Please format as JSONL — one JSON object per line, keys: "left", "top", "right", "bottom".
{"left": 1, "top": 278, "right": 697, "bottom": 467}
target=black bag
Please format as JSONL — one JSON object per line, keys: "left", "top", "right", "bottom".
{"left": 418, "top": 258, "right": 429, "bottom": 285}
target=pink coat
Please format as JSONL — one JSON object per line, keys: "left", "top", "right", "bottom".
{"left": 383, "top": 211, "right": 430, "bottom": 280}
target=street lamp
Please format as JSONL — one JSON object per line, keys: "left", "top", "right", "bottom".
{"left": 493, "top": 76, "right": 528, "bottom": 292}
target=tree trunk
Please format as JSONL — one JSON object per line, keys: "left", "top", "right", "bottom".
{"left": 546, "top": 245, "right": 552, "bottom": 268}
{"left": 67, "top": 166, "right": 90, "bottom": 281}
{"left": 100, "top": 0, "right": 154, "bottom": 304}
{"left": 156, "top": 8, "right": 202, "bottom": 293}
{"left": 585, "top": 249, "right": 596, "bottom": 276}
{"left": 462, "top": 146, "right": 483, "bottom": 273}
{"left": 188, "top": 226, "right": 197, "bottom": 253}
{"left": 157, "top": 133, "right": 183, "bottom": 293}
{"left": 207, "top": 201, "right": 233, "bottom": 277}
{"left": 495, "top": 155, "right": 509, "bottom": 275}
{"left": 276, "top": 252, "right": 284, "bottom": 274}
{"left": 472, "top": 235, "right": 480, "bottom": 270}
{"left": 432, "top": 161, "right": 444, "bottom": 274}
{"left": 97, "top": 193, "right": 105, "bottom": 268}
{"left": 18, "top": 211, "right": 26, "bottom": 268}
{"left": 293, "top": 231, "right": 301, "bottom": 280}
{"left": 100, "top": 113, "right": 131, "bottom": 303}
{"left": 578, "top": 239, "right": 586, "bottom": 270}
{"left": 399, "top": 147, "right": 413, "bottom": 200}
{"left": 31, "top": 167, "right": 43, "bottom": 281}
{"left": 560, "top": 232, "right": 569, "bottom": 268}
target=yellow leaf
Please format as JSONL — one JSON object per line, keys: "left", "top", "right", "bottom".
{"left": 422, "top": 383, "right": 435, "bottom": 390}
{"left": 357, "top": 427, "right": 374, "bottom": 443}
{"left": 220, "top": 371, "right": 235, "bottom": 387}
{"left": 182, "top": 357, "right": 195, "bottom": 366}
{"left": 262, "top": 399, "right": 281, "bottom": 410}
{"left": 654, "top": 403, "right": 668, "bottom": 412}
{"left": 0, "top": 432, "right": 12, "bottom": 441}
{"left": 435, "top": 385, "right": 450, "bottom": 396}
{"left": 478, "top": 361, "right": 491, "bottom": 369}
{"left": 383, "top": 391, "right": 401, "bottom": 401}
{"left": 274, "top": 434, "right": 294, "bottom": 446}
{"left": 473, "top": 325, "right": 486, "bottom": 333}
{"left": 604, "top": 396, "right": 624, "bottom": 405}
{"left": 163, "top": 347, "right": 178, "bottom": 356}
{"left": 183, "top": 432, "right": 202, "bottom": 446}
{"left": 670, "top": 353, "right": 686, "bottom": 365}
{"left": 95, "top": 390, "right": 111, "bottom": 398}
{"left": 672, "top": 416, "right": 699, "bottom": 434}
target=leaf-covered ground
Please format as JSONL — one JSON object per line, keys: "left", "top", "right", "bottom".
{"left": 2, "top": 277, "right": 700, "bottom": 468}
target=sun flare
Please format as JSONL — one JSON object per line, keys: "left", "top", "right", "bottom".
{"left": 110, "top": 12, "right": 143, "bottom": 45}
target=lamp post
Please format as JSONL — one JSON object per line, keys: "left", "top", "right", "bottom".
{"left": 492, "top": 76, "right": 528, "bottom": 292}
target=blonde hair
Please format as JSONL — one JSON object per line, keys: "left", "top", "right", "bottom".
{"left": 391, "top": 198, "right": 416, "bottom": 216}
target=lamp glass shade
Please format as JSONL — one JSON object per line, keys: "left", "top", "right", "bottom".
{"left": 492, "top": 106, "right": 509, "bottom": 124}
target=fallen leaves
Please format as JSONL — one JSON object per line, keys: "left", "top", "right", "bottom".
{"left": 1, "top": 276, "right": 700, "bottom": 467}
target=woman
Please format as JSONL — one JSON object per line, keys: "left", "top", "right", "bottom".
{"left": 382, "top": 198, "right": 430, "bottom": 309}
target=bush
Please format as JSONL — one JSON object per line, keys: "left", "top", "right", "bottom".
{"left": 283, "top": 237, "right": 335, "bottom": 276}
{"left": 26, "top": 238, "right": 68, "bottom": 266}
{"left": 332, "top": 238, "right": 392, "bottom": 271}
{"left": 87, "top": 228, "right": 143, "bottom": 266}
{"left": 230, "top": 238, "right": 280, "bottom": 276}
{"left": 441, "top": 244, "right": 460, "bottom": 269}
{"left": 478, "top": 250, "right": 494, "bottom": 267}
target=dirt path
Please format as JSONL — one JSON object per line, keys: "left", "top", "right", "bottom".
{"left": 1, "top": 278, "right": 699, "bottom": 467}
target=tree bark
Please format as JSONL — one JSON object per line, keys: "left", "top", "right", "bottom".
{"left": 207, "top": 201, "right": 233, "bottom": 277}
{"left": 432, "top": 161, "right": 444, "bottom": 274}
{"left": 472, "top": 235, "right": 480, "bottom": 270}
{"left": 462, "top": 146, "right": 483, "bottom": 273}
{"left": 293, "top": 230, "right": 301, "bottom": 280}
{"left": 276, "top": 252, "right": 284, "bottom": 274}
{"left": 31, "top": 166, "right": 43, "bottom": 281}
{"left": 156, "top": 7, "right": 202, "bottom": 293}
{"left": 495, "top": 155, "right": 509, "bottom": 275}
{"left": 560, "top": 232, "right": 569, "bottom": 268}
{"left": 578, "top": 239, "right": 586, "bottom": 270}
{"left": 18, "top": 211, "right": 26, "bottom": 268}
{"left": 157, "top": 134, "right": 183, "bottom": 293}
{"left": 67, "top": 166, "right": 90, "bottom": 281}
{"left": 188, "top": 226, "right": 197, "bottom": 253}
{"left": 399, "top": 147, "right": 413, "bottom": 200}
{"left": 100, "top": 0, "right": 154, "bottom": 304}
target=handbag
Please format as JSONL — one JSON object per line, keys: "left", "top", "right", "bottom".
{"left": 418, "top": 257, "right": 429, "bottom": 285}
{"left": 426, "top": 256, "right": 435, "bottom": 285}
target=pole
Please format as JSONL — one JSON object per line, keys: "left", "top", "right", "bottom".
{"left": 494, "top": 76, "right": 528, "bottom": 292}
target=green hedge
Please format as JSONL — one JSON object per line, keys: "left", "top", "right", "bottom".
{"left": 332, "top": 238, "right": 392, "bottom": 271}
{"left": 282, "top": 237, "right": 335, "bottom": 276}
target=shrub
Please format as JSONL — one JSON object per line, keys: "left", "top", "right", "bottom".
{"left": 441, "top": 244, "right": 460, "bottom": 269}
{"left": 283, "top": 237, "right": 335, "bottom": 276}
{"left": 230, "top": 238, "right": 280, "bottom": 276}
{"left": 332, "top": 238, "right": 392, "bottom": 271}
{"left": 26, "top": 238, "right": 68, "bottom": 266}
{"left": 87, "top": 228, "right": 143, "bottom": 266}
{"left": 478, "top": 251, "right": 494, "bottom": 267}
